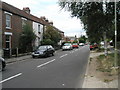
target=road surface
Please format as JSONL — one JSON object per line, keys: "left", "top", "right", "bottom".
{"left": 1, "top": 45, "right": 90, "bottom": 88}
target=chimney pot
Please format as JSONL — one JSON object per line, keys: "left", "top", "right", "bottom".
{"left": 23, "top": 7, "right": 30, "bottom": 14}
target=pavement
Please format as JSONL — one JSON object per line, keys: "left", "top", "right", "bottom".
{"left": 5, "top": 50, "right": 62, "bottom": 64}
{"left": 82, "top": 51, "right": 118, "bottom": 89}
{"left": 5, "top": 55, "right": 31, "bottom": 64}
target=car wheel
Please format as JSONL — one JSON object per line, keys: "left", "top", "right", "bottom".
{"left": 44, "top": 54, "right": 48, "bottom": 58}
{"left": 0, "top": 61, "right": 5, "bottom": 71}
{"left": 2, "top": 61, "right": 6, "bottom": 71}
{"left": 52, "top": 53, "right": 54, "bottom": 56}
{"left": 32, "top": 56, "right": 35, "bottom": 58}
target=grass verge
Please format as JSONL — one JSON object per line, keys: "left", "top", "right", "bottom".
{"left": 97, "top": 53, "right": 120, "bottom": 75}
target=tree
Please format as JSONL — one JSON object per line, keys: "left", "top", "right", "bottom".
{"left": 79, "top": 35, "right": 87, "bottom": 43}
{"left": 59, "top": 1, "right": 120, "bottom": 44}
{"left": 42, "top": 25, "right": 62, "bottom": 46}
{"left": 19, "top": 23, "right": 36, "bottom": 52}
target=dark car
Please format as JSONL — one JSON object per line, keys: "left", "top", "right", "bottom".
{"left": 0, "top": 57, "right": 6, "bottom": 71}
{"left": 32, "top": 45, "right": 55, "bottom": 58}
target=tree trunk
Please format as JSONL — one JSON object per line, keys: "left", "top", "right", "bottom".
{"left": 104, "top": 32, "right": 108, "bottom": 56}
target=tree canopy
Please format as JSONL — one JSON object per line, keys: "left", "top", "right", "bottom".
{"left": 41, "top": 25, "right": 62, "bottom": 46}
{"left": 59, "top": 1, "right": 120, "bottom": 44}
{"left": 19, "top": 23, "right": 36, "bottom": 52}
{"left": 79, "top": 35, "right": 87, "bottom": 43}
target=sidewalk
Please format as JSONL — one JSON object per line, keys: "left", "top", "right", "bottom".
{"left": 5, "top": 49, "right": 62, "bottom": 64}
{"left": 82, "top": 51, "right": 118, "bottom": 88}
{"left": 5, "top": 55, "right": 31, "bottom": 64}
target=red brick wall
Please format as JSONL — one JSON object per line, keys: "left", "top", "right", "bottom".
{"left": 2, "top": 10, "right": 33, "bottom": 50}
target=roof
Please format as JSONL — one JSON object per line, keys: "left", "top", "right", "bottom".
{"left": 2, "top": 1, "right": 45, "bottom": 25}
{"left": 1, "top": 1, "right": 64, "bottom": 33}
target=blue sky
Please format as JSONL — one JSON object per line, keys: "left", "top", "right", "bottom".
{"left": 2, "top": 0, "right": 86, "bottom": 37}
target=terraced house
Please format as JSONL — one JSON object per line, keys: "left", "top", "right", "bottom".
{"left": 0, "top": 1, "right": 64, "bottom": 58}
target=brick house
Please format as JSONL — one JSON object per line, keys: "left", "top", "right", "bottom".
{"left": 0, "top": 1, "right": 64, "bottom": 58}
{"left": 40, "top": 16, "right": 65, "bottom": 45}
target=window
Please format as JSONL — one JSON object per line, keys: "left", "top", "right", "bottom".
{"left": 5, "top": 35, "right": 11, "bottom": 49}
{"left": 21, "top": 18, "right": 27, "bottom": 29}
{"left": 6, "top": 14, "right": 11, "bottom": 28}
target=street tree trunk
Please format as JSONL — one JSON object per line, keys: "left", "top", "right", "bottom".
{"left": 104, "top": 32, "right": 108, "bottom": 56}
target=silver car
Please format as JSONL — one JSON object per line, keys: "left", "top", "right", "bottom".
{"left": 62, "top": 43, "right": 73, "bottom": 51}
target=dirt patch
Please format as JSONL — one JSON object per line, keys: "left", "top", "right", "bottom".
{"left": 88, "top": 57, "right": 118, "bottom": 83}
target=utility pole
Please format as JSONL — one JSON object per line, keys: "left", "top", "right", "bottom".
{"left": 114, "top": 0, "right": 117, "bottom": 67}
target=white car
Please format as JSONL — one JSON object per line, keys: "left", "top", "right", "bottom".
{"left": 62, "top": 43, "right": 73, "bottom": 51}
{"left": 79, "top": 43, "right": 84, "bottom": 46}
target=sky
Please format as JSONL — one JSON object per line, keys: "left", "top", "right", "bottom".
{"left": 2, "top": 0, "right": 86, "bottom": 37}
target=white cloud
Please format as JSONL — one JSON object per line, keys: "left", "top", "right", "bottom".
{"left": 2, "top": 0, "right": 85, "bottom": 37}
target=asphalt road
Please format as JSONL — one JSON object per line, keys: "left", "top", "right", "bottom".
{"left": 1, "top": 45, "right": 90, "bottom": 88}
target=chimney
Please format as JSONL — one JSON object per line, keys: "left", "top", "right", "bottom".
{"left": 49, "top": 22, "right": 53, "bottom": 25}
{"left": 40, "top": 16, "right": 46, "bottom": 20}
{"left": 23, "top": 7, "right": 30, "bottom": 14}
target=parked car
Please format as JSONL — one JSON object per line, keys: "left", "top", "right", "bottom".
{"left": 72, "top": 43, "right": 79, "bottom": 48}
{"left": 32, "top": 45, "right": 55, "bottom": 58}
{"left": 62, "top": 43, "right": 73, "bottom": 51}
{"left": 0, "top": 57, "right": 6, "bottom": 71}
{"left": 90, "top": 45, "right": 94, "bottom": 50}
{"left": 90, "top": 43, "right": 98, "bottom": 50}
{"left": 79, "top": 43, "right": 84, "bottom": 46}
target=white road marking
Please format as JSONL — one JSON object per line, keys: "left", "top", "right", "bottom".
{"left": 37, "top": 59, "right": 56, "bottom": 68}
{"left": 60, "top": 54, "right": 68, "bottom": 58}
{"left": 0, "top": 73, "right": 22, "bottom": 83}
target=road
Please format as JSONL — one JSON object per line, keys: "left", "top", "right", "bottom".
{"left": 1, "top": 45, "right": 90, "bottom": 88}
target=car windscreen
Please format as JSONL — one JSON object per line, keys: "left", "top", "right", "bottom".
{"left": 38, "top": 46, "right": 47, "bottom": 50}
{"left": 73, "top": 43, "right": 77, "bottom": 45}
{"left": 64, "top": 43, "right": 71, "bottom": 46}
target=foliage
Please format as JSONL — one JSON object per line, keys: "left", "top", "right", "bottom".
{"left": 19, "top": 23, "right": 36, "bottom": 52}
{"left": 79, "top": 35, "right": 87, "bottom": 43}
{"left": 63, "top": 41, "right": 71, "bottom": 43}
{"left": 72, "top": 41, "right": 78, "bottom": 43}
{"left": 41, "top": 39, "right": 54, "bottom": 45}
{"left": 42, "top": 25, "right": 62, "bottom": 46}
{"left": 97, "top": 53, "right": 120, "bottom": 73}
{"left": 59, "top": 1, "right": 120, "bottom": 43}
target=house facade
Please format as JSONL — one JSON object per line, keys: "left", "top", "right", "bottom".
{"left": 1, "top": 1, "right": 45, "bottom": 57}
{"left": 0, "top": 1, "right": 64, "bottom": 58}
{"left": 33, "top": 22, "right": 44, "bottom": 49}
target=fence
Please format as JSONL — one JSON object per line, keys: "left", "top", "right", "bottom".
{"left": 3, "top": 47, "right": 32, "bottom": 58}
